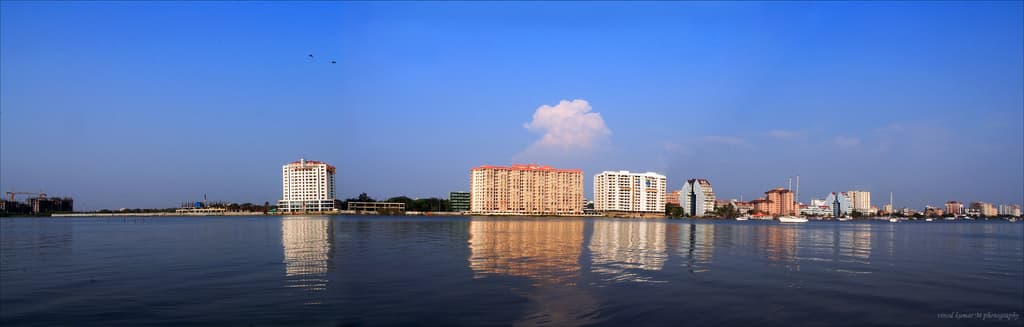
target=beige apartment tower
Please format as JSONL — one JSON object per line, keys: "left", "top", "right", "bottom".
{"left": 593, "top": 171, "right": 667, "bottom": 216}
{"left": 470, "top": 164, "right": 584, "bottom": 215}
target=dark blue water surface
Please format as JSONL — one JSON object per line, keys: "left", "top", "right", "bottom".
{"left": 1, "top": 216, "right": 1022, "bottom": 326}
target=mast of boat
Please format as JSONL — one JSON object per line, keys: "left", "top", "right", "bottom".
{"left": 889, "top": 192, "right": 893, "bottom": 219}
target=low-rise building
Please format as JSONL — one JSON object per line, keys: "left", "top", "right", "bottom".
{"left": 449, "top": 192, "right": 470, "bottom": 212}
{"left": 348, "top": 202, "right": 405, "bottom": 213}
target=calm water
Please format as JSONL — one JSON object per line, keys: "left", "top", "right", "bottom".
{"left": 1, "top": 216, "right": 1022, "bottom": 326}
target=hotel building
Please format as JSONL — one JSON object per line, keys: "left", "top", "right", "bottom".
{"left": 680, "top": 179, "right": 716, "bottom": 217}
{"left": 470, "top": 164, "right": 583, "bottom": 215}
{"left": 593, "top": 171, "right": 667, "bottom": 215}
{"left": 278, "top": 158, "right": 337, "bottom": 212}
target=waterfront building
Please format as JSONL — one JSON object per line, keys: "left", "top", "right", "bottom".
{"left": 799, "top": 204, "right": 831, "bottom": 216}
{"left": 751, "top": 198, "right": 772, "bottom": 214}
{"left": 810, "top": 198, "right": 827, "bottom": 207}
{"left": 348, "top": 201, "right": 405, "bottom": 213}
{"left": 449, "top": 192, "right": 471, "bottom": 212}
{"left": 969, "top": 202, "right": 998, "bottom": 217}
{"left": 847, "top": 190, "right": 872, "bottom": 211}
{"left": 924, "top": 206, "right": 944, "bottom": 217}
{"left": 730, "top": 200, "right": 755, "bottom": 215}
{"left": 945, "top": 201, "right": 964, "bottom": 216}
{"left": 470, "top": 164, "right": 583, "bottom": 215}
{"left": 998, "top": 204, "right": 1022, "bottom": 217}
{"left": 764, "top": 187, "right": 797, "bottom": 216}
{"left": 665, "top": 190, "right": 681, "bottom": 206}
{"left": 679, "top": 179, "right": 716, "bottom": 217}
{"left": 593, "top": 171, "right": 666, "bottom": 216}
{"left": 824, "top": 192, "right": 852, "bottom": 217}
{"left": 278, "top": 158, "right": 337, "bottom": 212}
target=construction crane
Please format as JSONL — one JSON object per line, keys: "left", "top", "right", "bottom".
{"left": 6, "top": 191, "right": 46, "bottom": 203}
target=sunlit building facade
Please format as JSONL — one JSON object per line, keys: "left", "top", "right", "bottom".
{"left": 470, "top": 164, "right": 584, "bottom": 215}
{"left": 765, "top": 187, "right": 797, "bottom": 216}
{"left": 278, "top": 158, "right": 337, "bottom": 212}
{"left": 593, "top": 171, "right": 666, "bottom": 214}
{"left": 680, "top": 179, "right": 716, "bottom": 217}
{"left": 945, "top": 201, "right": 964, "bottom": 216}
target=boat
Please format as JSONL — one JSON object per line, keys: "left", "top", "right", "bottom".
{"left": 836, "top": 216, "right": 852, "bottom": 222}
{"left": 925, "top": 218, "right": 934, "bottom": 222}
{"left": 779, "top": 216, "right": 808, "bottom": 223}
{"left": 735, "top": 216, "right": 749, "bottom": 221}
{"left": 889, "top": 218, "right": 899, "bottom": 223}
{"left": 944, "top": 217, "right": 956, "bottom": 221}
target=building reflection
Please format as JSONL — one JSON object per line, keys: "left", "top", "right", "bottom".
{"left": 468, "top": 219, "right": 584, "bottom": 284}
{"left": 764, "top": 225, "right": 799, "bottom": 270}
{"left": 678, "top": 223, "right": 714, "bottom": 273}
{"left": 282, "top": 216, "right": 334, "bottom": 293}
{"left": 836, "top": 224, "right": 872, "bottom": 263}
{"left": 468, "top": 219, "right": 602, "bottom": 326}
{"left": 589, "top": 220, "right": 668, "bottom": 281}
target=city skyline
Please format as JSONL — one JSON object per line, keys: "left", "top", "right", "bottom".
{"left": 2, "top": 2, "right": 1022, "bottom": 210}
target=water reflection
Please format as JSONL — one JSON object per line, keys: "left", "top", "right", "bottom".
{"left": 468, "top": 219, "right": 602, "bottom": 327}
{"left": 678, "top": 223, "right": 715, "bottom": 273}
{"left": 590, "top": 220, "right": 667, "bottom": 281}
{"left": 468, "top": 219, "right": 583, "bottom": 284}
{"left": 281, "top": 216, "right": 334, "bottom": 293}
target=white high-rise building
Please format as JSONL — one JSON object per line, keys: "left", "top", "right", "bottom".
{"left": 679, "top": 179, "right": 716, "bottom": 217}
{"left": 847, "top": 190, "right": 872, "bottom": 210}
{"left": 593, "top": 171, "right": 666, "bottom": 214}
{"left": 278, "top": 158, "right": 337, "bottom": 212}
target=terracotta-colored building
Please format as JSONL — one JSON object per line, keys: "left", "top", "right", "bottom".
{"left": 764, "top": 187, "right": 797, "bottom": 216}
{"left": 665, "top": 190, "right": 681, "bottom": 206}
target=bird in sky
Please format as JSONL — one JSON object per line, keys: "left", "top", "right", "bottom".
{"left": 330, "top": 60, "right": 336, "bottom": 64}
{"left": 308, "top": 54, "right": 314, "bottom": 59}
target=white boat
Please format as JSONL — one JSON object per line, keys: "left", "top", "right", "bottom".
{"left": 925, "top": 218, "right": 934, "bottom": 222}
{"left": 944, "top": 217, "right": 956, "bottom": 221}
{"left": 779, "top": 216, "right": 808, "bottom": 223}
{"left": 836, "top": 216, "right": 852, "bottom": 222}
{"left": 889, "top": 218, "right": 899, "bottom": 223}
{"left": 735, "top": 217, "right": 749, "bottom": 221}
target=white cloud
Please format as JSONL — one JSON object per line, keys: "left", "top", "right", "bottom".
{"left": 832, "top": 136, "right": 861, "bottom": 147}
{"left": 523, "top": 99, "right": 611, "bottom": 150}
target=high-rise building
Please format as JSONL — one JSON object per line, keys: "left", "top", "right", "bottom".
{"left": 824, "top": 192, "right": 852, "bottom": 217}
{"left": 848, "top": 190, "right": 871, "bottom": 210}
{"left": 449, "top": 192, "right": 471, "bottom": 212}
{"left": 593, "top": 171, "right": 667, "bottom": 214}
{"left": 997, "top": 204, "right": 1021, "bottom": 217}
{"left": 765, "top": 188, "right": 797, "bottom": 216}
{"left": 679, "top": 179, "right": 716, "bottom": 217}
{"left": 970, "top": 202, "right": 998, "bottom": 217}
{"left": 945, "top": 201, "right": 964, "bottom": 216}
{"left": 470, "top": 164, "right": 583, "bottom": 215}
{"left": 278, "top": 158, "right": 337, "bottom": 212}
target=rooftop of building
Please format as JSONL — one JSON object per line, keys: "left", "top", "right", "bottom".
{"left": 285, "top": 158, "right": 336, "bottom": 170}
{"left": 472, "top": 163, "right": 582, "bottom": 173}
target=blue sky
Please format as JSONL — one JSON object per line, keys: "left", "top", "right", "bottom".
{"left": 2, "top": 1, "right": 1021, "bottom": 210}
